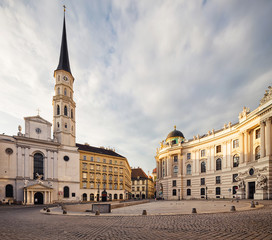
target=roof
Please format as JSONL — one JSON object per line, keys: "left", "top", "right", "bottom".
{"left": 56, "top": 14, "right": 72, "bottom": 75}
{"left": 167, "top": 126, "right": 184, "bottom": 139}
{"left": 152, "top": 168, "right": 157, "bottom": 174}
{"left": 76, "top": 143, "right": 126, "bottom": 159}
{"left": 131, "top": 168, "right": 148, "bottom": 180}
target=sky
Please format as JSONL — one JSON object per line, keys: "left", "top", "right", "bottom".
{"left": 0, "top": 0, "right": 272, "bottom": 174}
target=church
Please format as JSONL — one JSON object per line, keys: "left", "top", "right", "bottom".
{"left": 156, "top": 88, "right": 272, "bottom": 200}
{"left": 0, "top": 12, "right": 80, "bottom": 205}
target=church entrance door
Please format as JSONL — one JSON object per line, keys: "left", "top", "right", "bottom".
{"left": 34, "top": 192, "right": 43, "bottom": 204}
{"left": 248, "top": 182, "right": 255, "bottom": 199}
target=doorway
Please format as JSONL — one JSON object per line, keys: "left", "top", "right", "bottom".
{"left": 34, "top": 192, "right": 43, "bottom": 204}
{"left": 248, "top": 182, "right": 255, "bottom": 199}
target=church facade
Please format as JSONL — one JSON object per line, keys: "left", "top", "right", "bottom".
{"left": 156, "top": 88, "right": 272, "bottom": 200}
{"left": 0, "top": 14, "right": 80, "bottom": 205}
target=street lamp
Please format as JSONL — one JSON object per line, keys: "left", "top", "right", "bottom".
{"left": 97, "top": 183, "right": 100, "bottom": 202}
{"left": 206, "top": 186, "right": 208, "bottom": 200}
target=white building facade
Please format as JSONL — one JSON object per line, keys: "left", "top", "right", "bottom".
{"left": 0, "top": 13, "right": 80, "bottom": 205}
{"left": 156, "top": 87, "right": 272, "bottom": 200}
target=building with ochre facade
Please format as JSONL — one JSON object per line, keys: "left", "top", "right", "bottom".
{"left": 156, "top": 88, "right": 272, "bottom": 200}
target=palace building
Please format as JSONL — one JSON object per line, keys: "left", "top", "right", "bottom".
{"left": 155, "top": 88, "right": 272, "bottom": 200}
{"left": 0, "top": 10, "right": 131, "bottom": 204}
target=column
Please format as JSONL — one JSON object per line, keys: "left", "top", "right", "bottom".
{"left": 223, "top": 142, "right": 227, "bottom": 169}
{"left": 239, "top": 132, "right": 244, "bottom": 163}
{"left": 27, "top": 190, "right": 30, "bottom": 204}
{"left": 244, "top": 131, "right": 248, "bottom": 163}
{"left": 23, "top": 189, "right": 26, "bottom": 204}
{"left": 53, "top": 151, "right": 58, "bottom": 179}
{"left": 260, "top": 121, "right": 265, "bottom": 158}
{"left": 24, "top": 148, "right": 29, "bottom": 178}
{"left": 196, "top": 150, "right": 199, "bottom": 173}
{"left": 192, "top": 151, "right": 196, "bottom": 173}
{"left": 44, "top": 151, "right": 48, "bottom": 179}
{"left": 156, "top": 161, "right": 159, "bottom": 179}
{"left": 17, "top": 146, "right": 22, "bottom": 177}
{"left": 265, "top": 118, "right": 271, "bottom": 156}
{"left": 211, "top": 146, "right": 215, "bottom": 171}
{"left": 207, "top": 147, "right": 211, "bottom": 171}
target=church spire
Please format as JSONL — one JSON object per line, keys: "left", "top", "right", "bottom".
{"left": 56, "top": 6, "right": 72, "bottom": 75}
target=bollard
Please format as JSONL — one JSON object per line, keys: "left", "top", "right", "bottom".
{"left": 46, "top": 208, "right": 51, "bottom": 212}
{"left": 230, "top": 206, "right": 236, "bottom": 212}
{"left": 255, "top": 201, "right": 259, "bottom": 205}
{"left": 63, "top": 209, "right": 67, "bottom": 214}
{"left": 43, "top": 207, "right": 47, "bottom": 211}
{"left": 250, "top": 201, "right": 255, "bottom": 208}
{"left": 192, "top": 208, "right": 197, "bottom": 213}
{"left": 142, "top": 210, "right": 147, "bottom": 215}
{"left": 95, "top": 210, "right": 100, "bottom": 216}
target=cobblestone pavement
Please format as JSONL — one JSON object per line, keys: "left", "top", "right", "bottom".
{"left": 0, "top": 201, "right": 271, "bottom": 240}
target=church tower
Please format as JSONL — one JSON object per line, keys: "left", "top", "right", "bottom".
{"left": 53, "top": 9, "right": 76, "bottom": 146}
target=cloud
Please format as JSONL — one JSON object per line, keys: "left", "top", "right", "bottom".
{"left": 0, "top": 0, "right": 272, "bottom": 173}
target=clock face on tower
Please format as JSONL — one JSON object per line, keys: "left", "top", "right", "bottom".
{"left": 63, "top": 76, "right": 68, "bottom": 81}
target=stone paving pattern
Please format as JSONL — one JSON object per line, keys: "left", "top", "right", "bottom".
{"left": 0, "top": 201, "right": 271, "bottom": 240}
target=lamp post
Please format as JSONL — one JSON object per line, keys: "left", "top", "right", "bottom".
{"left": 97, "top": 183, "right": 100, "bottom": 202}
{"left": 206, "top": 186, "right": 208, "bottom": 200}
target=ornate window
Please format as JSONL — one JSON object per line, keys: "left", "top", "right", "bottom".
{"left": 64, "top": 88, "right": 67, "bottom": 96}
{"left": 216, "top": 176, "right": 221, "bottom": 184}
{"left": 64, "top": 105, "right": 68, "bottom": 116}
{"left": 57, "top": 87, "right": 60, "bottom": 95}
{"left": 71, "top": 109, "right": 73, "bottom": 119}
{"left": 201, "top": 149, "right": 205, "bottom": 157}
{"left": 201, "top": 161, "right": 206, "bottom": 173}
{"left": 216, "top": 187, "right": 221, "bottom": 195}
{"left": 216, "top": 145, "right": 221, "bottom": 153}
{"left": 82, "top": 193, "right": 87, "bottom": 201}
{"left": 172, "top": 189, "right": 177, "bottom": 196}
{"left": 186, "top": 164, "right": 191, "bottom": 175}
{"left": 255, "top": 146, "right": 260, "bottom": 160}
{"left": 233, "top": 139, "right": 239, "bottom": 148}
{"left": 173, "top": 166, "right": 178, "bottom": 174}
{"left": 187, "top": 179, "right": 191, "bottom": 186}
{"left": 233, "top": 154, "right": 239, "bottom": 167}
{"left": 57, "top": 122, "right": 60, "bottom": 128}
{"left": 216, "top": 158, "right": 222, "bottom": 171}
{"left": 255, "top": 129, "right": 260, "bottom": 139}
{"left": 173, "top": 155, "right": 178, "bottom": 162}
{"left": 33, "top": 153, "right": 43, "bottom": 179}
{"left": 5, "top": 184, "right": 13, "bottom": 198}
{"left": 187, "top": 153, "right": 191, "bottom": 160}
{"left": 172, "top": 180, "right": 176, "bottom": 187}
{"left": 200, "top": 178, "right": 205, "bottom": 185}
{"left": 63, "top": 186, "right": 69, "bottom": 198}
{"left": 57, "top": 105, "right": 60, "bottom": 115}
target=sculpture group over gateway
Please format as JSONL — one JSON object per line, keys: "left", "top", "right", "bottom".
{"left": 155, "top": 86, "right": 272, "bottom": 200}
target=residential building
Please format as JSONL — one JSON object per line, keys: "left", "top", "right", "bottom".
{"left": 131, "top": 168, "right": 155, "bottom": 199}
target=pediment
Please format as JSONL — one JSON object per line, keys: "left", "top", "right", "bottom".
{"left": 25, "top": 183, "right": 53, "bottom": 190}
{"left": 24, "top": 115, "right": 52, "bottom": 126}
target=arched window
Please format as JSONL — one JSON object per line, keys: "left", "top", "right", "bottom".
{"left": 33, "top": 153, "right": 43, "bottom": 179}
{"left": 173, "top": 166, "right": 178, "bottom": 174}
{"left": 255, "top": 146, "right": 260, "bottom": 160}
{"left": 71, "top": 109, "right": 73, "bottom": 119}
{"left": 216, "top": 158, "right": 222, "bottom": 171}
{"left": 186, "top": 164, "right": 191, "bottom": 175}
{"left": 82, "top": 193, "right": 87, "bottom": 201}
{"left": 57, "top": 87, "right": 60, "bottom": 95}
{"left": 5, "top": 184, "right": 13, "bottom": 198}
{"left": 65, "top": 123, "right": 67, "bottom": 128}
{"left": 63, "top": 186, "right": 69, "bottom": 198}
{"left": 57, "top": 105, "right": 60, "bottom": 115}
{"left": 57, "top": 122, "right": 60, "bottom": 128}
{"left": 201, "top": 162, "right": 206, "bottom": 173}
{"left": 233, "top": 154, "right": 239, "bottom": 167}
{"left": 90, "top": 193, "right": 94, "bottom": 201}
{"left": 64, "top": 88, "right": 67, "bottom": 96}
{"left": 64, "top": 106, "right": 67, "bottom": 116}
{"left": 114, "top": 194, "right": 118, "bottom": 200}
{"left": 172, "top": 189, "right": 177, "bottom": 196}
{"left": 120, "top": 194, "right": 123, "bottom": 199}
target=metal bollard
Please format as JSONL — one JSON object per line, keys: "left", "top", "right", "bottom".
{"left": 46, "top": 208, "right": 51, "bottom": 212}
{"left": 142, "top": 210, "right": 147, "bottom": 215}
{"left": 95, "top": 210, "right": 100, "bottom": 216}
{"left": 230, "top": 206, "right": 236, "bottom": 212}
{"left": 192, "top": 208, "right": 197, "bottom": 213}
{"left": 255, "top": 201, "right": 259, "bottom": 205}
{"left": 250, "top": 201, "right": 255, "bottom": 208}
